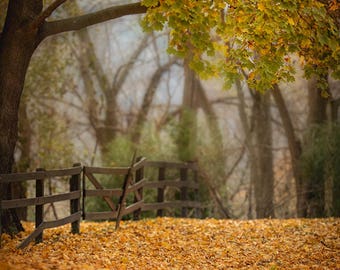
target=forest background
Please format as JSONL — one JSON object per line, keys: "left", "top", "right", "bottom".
{"left": 0, "top": 0, "right": 339, "bottom": 226}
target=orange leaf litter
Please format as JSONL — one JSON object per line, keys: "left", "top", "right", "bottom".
{"left": 0, "top": 217, "right": 339, "bottom": 269}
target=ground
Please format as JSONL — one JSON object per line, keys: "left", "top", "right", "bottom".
{"left": 0, "top": 217, "right": 339, "bottom": 269}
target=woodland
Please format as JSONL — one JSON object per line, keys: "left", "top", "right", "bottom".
{"left": 0, "top": 0, "right": 339, "bottom": 266}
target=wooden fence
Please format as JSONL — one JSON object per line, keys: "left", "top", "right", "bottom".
{"left": 0, "top": 164, "right": 82, "bottom": 248}
{"left": 142, "top": 160, "right": 201, "bottom": 218}
{"left": 83, "top": 157, "right": 146, "bottom": 221}
{"left": 0, "top": 158, "right": 202, "bottom": 248}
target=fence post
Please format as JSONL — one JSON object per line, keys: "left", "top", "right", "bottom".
{"left": 35, "top": 168, "right": 45, "bottom": 244}
{"left": 82, "top": 166, "right": 86, "bottom": 220}
{"left": 157, "top": 167, "right": 166, "bottom": 217}
{"left": 180, "top": 167, "right": 188, "bottom": 217}
{"left": 192, "top": 162, "right": 201, "bottom": 218}
{"left": 70, "top": 163, "right": 81, "bottom": 234}
{"left": 133, "top": 157, "right": 144, "bottom": 220}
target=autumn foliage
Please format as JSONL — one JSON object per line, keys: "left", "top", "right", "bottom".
{"left": 0, "top": 217, "right": 339, "bottom": 269}
{"left": 142, "top": 0, "right": 340, "bottom": 91}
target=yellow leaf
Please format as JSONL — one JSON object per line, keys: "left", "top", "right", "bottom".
{"left": 330, "top": 1, "right": 339, "bottom": 11}
{"left": 121, "top": 257, "right": 129, "bottom": 264}
{"left": 258, "top": 3, "right": 265, "bottom": 11}
{"left": 301, "top": 39, "right": 312, "bottom": 48}
{"left": 287, "top": 17, "right": 295, "bottom": 25}
{"left": 248, "top": 72, "right": 255, "bottom": 80}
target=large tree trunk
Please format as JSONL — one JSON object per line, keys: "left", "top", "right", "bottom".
{"left": 0, "top": 0, "right": 43, "bottom": 233}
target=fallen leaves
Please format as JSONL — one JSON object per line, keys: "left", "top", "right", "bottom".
{"left": 0, "top": 217, "right": 339, "bottom": 269}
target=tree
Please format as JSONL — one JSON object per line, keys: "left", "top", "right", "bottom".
{"left": 252, "top": 91, "right": 275, "bottom": 218}
{"left": 235, "top": 79, "right": 275, "bottom": 218}
{"left": 271, "top": 85, "right": 305, "bottom": 217}
{"left": 143, "top": 0, "right": 339, "bottom": 218}
{"left": 0, "top": 1, "right": 146, "bottom": 173}
{"left": 62, "top": 1, "right": 179, "bottom": 156}
{"left": 272, "top": 73, "right": 340, "bottom": 217}
{"left": 74, "top": 29, "right": 151, "bottom": 154}
{"left": 0, "top": 0, "right": 146, "bottom": 233}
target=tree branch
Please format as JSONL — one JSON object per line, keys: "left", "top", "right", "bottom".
{"left": 41, "top": 2, "right": 147, "bottom": 38}
{"left": 32, "top": 0, "right": 67, "bottom": 29}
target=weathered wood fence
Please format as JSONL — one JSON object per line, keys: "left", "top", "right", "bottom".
{"left": 0, "top": 158, "right": 202, "bottom": 248}
{"left": 142, "top": 160, "right": 201, "bottom": 217}
{"left": 0, "top": 164, "right": 82, "bottom": 248}
{"left": 83, "top": 157, "right": 146, "bottom": 221}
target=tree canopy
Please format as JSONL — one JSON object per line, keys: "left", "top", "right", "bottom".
{"left": 142, "top": 0, "right": 340, "bottom": 91}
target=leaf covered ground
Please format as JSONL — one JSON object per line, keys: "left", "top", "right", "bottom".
{"left": 0, "top": 217, "right": 339, "bottom": 269}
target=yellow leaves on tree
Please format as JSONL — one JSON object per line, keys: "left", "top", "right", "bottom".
{"left": 0, "top": 218, "right": 339, "bottom": 269}
{"left": 142, "top": 0, "right": 340, "bottom": 91}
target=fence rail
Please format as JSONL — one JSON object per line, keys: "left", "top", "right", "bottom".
{"left": 142, "top": 201, "right": 202, "bottom": 211}
{"left": 2, "top": 190, "right": 81, "bottom": 209}
{"left": 0, "top": 158, "right": 202, "bottom": 249}
{"left": 0, "top": 167, "right": 82, "bottom": 183}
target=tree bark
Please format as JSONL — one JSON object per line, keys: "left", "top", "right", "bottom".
{"left": 0, "top": 0, "right": 43, "bottom": 233}
{"left": 40, "top": 3, "right": 146, "bottom": 38}
{"left": 252, "top": 91, "right": 275, "bottom": 218}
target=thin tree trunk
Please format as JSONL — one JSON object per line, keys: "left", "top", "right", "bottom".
{"left": 271, "top": 85, "right": 305, "bottom": 217}
{"left": 305, "top": 76, "right": 328, "bottom": 217}
{"left": 131, "top": 59, "right": 176, "bottom": 143}
{"left": 307, "top": 77, "right": 328, "bottom": 125}
{"left": 235, "top": 80, "right": 256, "bottom": 219}
{"left": 195, "top": 79, "right": 225, "bottom": 159}
{"left": 76, "top": 27, "right": 114, "bottom": 153}
{"left": 177, "top": 60, "right": 199, "bottom": 161}
{"left": 252, "top": 91, "right": 275, "bottom": 218}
